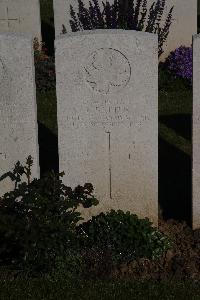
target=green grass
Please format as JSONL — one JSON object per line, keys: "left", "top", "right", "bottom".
{"left": 159, "top": 66, "right": 192, "bottom": 116}
{"left": 159, "top": 122, "right": 191, "bottom": 156}
{"left": 158, "top": 66, "right": 192, "bottom": 155}
{"left": 0, "top": 278, "right": 200, "bottom": 300}
{"left": 39, "top": 0, "right": 54, "bottom": 27}
{"left": 36, "top": 90, "right": 57, "bottom": 136}
{"left": 159, "top": 85, "right": 192, "bottom": 116}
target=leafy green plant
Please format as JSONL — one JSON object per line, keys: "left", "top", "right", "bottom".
{"left": 77, "top": 210, "right": 171, "bottom": 264}
{"left": 0, "top": 156, "right": 98, "bottom": 273}
{"left": 63, "top": 0, "right": 174, "bottom": 57}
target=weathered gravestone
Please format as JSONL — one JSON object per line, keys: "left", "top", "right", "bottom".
{"left": 0, "top": 33, "right": 40, "bottom": 197}
{"left": 193, "top": 34, "right": 200, "bottom": 230}
{"left": 0, "top": 0, "right": 41, "bottom": 41}
{"left": 55, "top": 30, "right": 158, "bottom": 224}
{"left": 53, "top": 0, "right": 197, "bottom": 60}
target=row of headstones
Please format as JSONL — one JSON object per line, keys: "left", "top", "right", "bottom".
{"left": 0, "top": 0, "right": 197, "bottom": 60}
{"left": 0, "top": 29, "right": 200, "bottom": 229}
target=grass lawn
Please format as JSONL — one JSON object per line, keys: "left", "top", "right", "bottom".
{"left": 0, "top": 277, "right": 200, "bottom": 300}
{"left": 158, "top": 66, "right": 192, "bottom": 156}
{"left": 40, "top": 0, "right": 54, "bottom": 27}
{"left": 37, "top": 90, "right": 57, "bottom": 136}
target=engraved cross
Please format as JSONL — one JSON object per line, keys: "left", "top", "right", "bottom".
{"left": 0, "top": 7, "right": 20, "bottom": 29}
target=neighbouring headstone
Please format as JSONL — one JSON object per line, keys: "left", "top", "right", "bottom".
{"left": 55, "top": 30, "right": 158, "bottom": 225}
{"left": 0, "top": 0, "right": 41, "bottom": 41}
{"left": 193, "top": 34, "right": 200, "bottom": 230}
{"left": 0, "top": 33, "right": 40, "bottom": 196}
{"left": 53, "top": 0, "right": 197, "bottom": 60}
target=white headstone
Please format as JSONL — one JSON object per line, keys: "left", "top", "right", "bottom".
{"left": 55, "top": 30, "right": 158, "bottom": 225}
{"left": 193, "top": 34, "right": 200, "bottom": 230}
{"left": 0, "top": 33, "right": 40, "bottom": 196}
{"left": 53, "top": 0, "right": 197, "bottom": 60}
{"left": 0, "top": 0, "right": 41, "bottom": 41}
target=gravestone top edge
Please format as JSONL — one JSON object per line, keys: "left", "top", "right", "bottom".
{"left": 55, "top": 29, "right": 158, "bottom": 45}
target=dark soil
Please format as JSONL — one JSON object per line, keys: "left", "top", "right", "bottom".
{"left": 111, "top": 219, "right": 200, "bottom": 282}
{"left": 81, "top": 218, "right": 200, "bottom": 283}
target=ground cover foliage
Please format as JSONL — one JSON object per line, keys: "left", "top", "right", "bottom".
{"left": 78, "top": 210, "right": 171, "bottom": 264}
{"left": 0, "top": 220, "right": 200, "bottom": 299}
{"left": 0, "top": 158, "right": 170, "bottom": 276}
{"left": 1, "top": 159, "right": 200, "bottom": 286}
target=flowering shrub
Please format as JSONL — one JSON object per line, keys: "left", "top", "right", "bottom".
{"left": 165, "top": 46, "right": 192, "bottom": 83}
{"left": 0, "top": 156, "right": 99, "bottom": 273}
{"left": 63, "top": 0, "right": 174, "bottom": 57}
{"left": 33, "top": 38, "right": 56, "bottom": 92}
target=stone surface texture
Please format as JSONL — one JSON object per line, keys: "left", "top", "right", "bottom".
{"left": 53, "top": 0, "right": 197, "bottom": 61}
{"left": 193, "top": 34, "right": 200, "bottom": 230}
{"left": 0, "top": 33, "right": 40, "bottom": 196}
{"left": 0, "top": 0, "right": 41, "bottom": 41}
{"left": 55, "top": 30, "right": 158, "bottom": 225}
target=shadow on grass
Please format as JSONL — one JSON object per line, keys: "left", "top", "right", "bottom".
{"left": 38, "top": 121, "right": 59, "bottom": 176}
{"left": 159, "top": 137, "right": 192, "bottom": 226}
{"left": 159, "top": 114, "right": 191, "bottom": 141}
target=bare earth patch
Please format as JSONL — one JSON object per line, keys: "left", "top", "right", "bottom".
{"left": 112, "top": 219, "right": 200, "bottom": 282}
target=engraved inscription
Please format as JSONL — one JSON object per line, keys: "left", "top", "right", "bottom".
{"left": 65, "top": 104, "right": 151, "bottom": 130}
{"left": 89, "top": 101, "right": 131, "bottom": 126}
{"left": 84, "top": 48, "right": 131, "bottom": 94}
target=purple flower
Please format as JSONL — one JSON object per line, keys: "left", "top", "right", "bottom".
{"left": 165, "top": 46, "right": 192, "bottom": 83}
